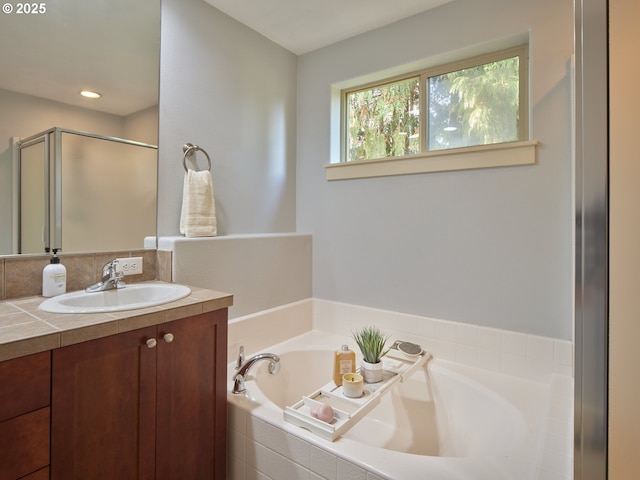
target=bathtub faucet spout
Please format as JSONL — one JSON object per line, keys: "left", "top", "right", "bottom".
{"left": 232, "top": 351, "right": 281, "bottom": 394}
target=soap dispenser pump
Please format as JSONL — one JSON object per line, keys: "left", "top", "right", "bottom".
{"left": 42, "top": 249, "right": 66, "bottom": 297}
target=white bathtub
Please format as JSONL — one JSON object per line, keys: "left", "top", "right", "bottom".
{"left": 227, "top": 330, "right": 552, "bottom": 480}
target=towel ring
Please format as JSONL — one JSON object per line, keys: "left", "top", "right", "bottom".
{"left": 182, "top": 143, "right": 211, "bottom": 172}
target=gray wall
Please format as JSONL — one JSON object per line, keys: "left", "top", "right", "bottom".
{"left": 157, "top": 0, "right": 297, "bottom": 237}
{"left": 159, "top": 0, "right": 574, "bottom": 340}
{"left": 296, "top": 0, "right": 574, "bottom": 339}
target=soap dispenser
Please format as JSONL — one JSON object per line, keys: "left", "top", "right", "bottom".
{"left": 333, "top": 344, "right": 355, "bottom": 386}
{"left": 42, "top": 249, "right": 66, "bottom": 297}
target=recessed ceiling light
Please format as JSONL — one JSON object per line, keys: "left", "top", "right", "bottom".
{"left": 80, "top": 90, "right": 102, "bottom": 99}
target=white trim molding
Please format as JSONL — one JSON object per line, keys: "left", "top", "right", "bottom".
{"left": 325, "top": 140, "right": 538, "bottom": 181}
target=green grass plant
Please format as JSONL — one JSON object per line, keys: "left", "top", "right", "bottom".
{"left": 352, "top": 326, "right": 390, "bottom": 364}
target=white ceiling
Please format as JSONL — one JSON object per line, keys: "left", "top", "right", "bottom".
{"left": 202, "top": 0, "right": 455, "bottom": 54}
{"left": 0, "top": 0, "right": 451, "bottom": 117}
{"left": 0, "top": 0, "right": 160, "bottom": 117}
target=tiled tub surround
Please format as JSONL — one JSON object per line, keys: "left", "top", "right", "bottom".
{"left": 0, "top": 283, "right": 231, "bottom": 362}
{"left": 0, "top": 249, "right": 173, "bottom": 301}
{"left": 227, "top": 299, "right": 573, "bottom": 480}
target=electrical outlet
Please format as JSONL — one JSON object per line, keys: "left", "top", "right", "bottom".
{"left": 115, "top": 256, "right": 143, "bottom": 276}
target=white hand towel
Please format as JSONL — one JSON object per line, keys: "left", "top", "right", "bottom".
{"left": 180, "top": 170, "right": 217, "bottom": 237}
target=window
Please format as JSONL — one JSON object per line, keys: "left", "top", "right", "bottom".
{"left": 330, "top": 45, "right": 535, "bottom": 180}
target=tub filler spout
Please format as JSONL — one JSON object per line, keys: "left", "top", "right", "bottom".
{"left": 232, "top": 350, "right": 280, "bottom": 394}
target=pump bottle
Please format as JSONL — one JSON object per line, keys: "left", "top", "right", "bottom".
{"left": 42, "top": 249, "right": 67, "bottom": 297}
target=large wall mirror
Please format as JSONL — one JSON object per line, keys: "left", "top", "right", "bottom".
{"left": 0, "top": 0, "right": 161, "bottom": 256}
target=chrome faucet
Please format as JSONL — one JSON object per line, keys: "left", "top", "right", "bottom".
{"left": 232, "top": 349, "right": 280, "bottom": 394}
{"left": 85, "top": 259, "right": 125, "bottom": 293}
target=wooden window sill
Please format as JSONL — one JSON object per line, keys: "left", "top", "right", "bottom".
{"left": 325, "top": 140, "right": 538, "bottom": 181}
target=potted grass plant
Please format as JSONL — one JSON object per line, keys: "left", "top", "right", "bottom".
{"left": 352, "top": 326, "right": 390, "bottom": 383}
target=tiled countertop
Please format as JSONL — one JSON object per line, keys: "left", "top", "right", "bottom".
{"left": 0, "top": 283, "right": 233, "bottom": 362}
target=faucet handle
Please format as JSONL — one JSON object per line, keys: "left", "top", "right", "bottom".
{"left": 102, "top": 259, "right": 118, "bottom": 275}
{"left": 235, "top": 345, "right": 245, "bottom": 370}
{"left": 102, "top": 259, "right": 124, "bottom": 280}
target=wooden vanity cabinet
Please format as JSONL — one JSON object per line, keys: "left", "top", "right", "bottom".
{"left": 51, "top": 309, "right": 228, "bottom": 480}
{"left": 0, "top": 352, "right": 51, "bottom": 480}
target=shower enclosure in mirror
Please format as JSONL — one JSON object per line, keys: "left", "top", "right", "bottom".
{"left": 0, "top": 0, "right": 160, "bottom": 256}
{"left": 17, "top": 127, "right": 157, "bottom": 254}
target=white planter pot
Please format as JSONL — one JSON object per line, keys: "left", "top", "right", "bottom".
{"left": 361, "top": 360, "right": 383, "bottom": 383}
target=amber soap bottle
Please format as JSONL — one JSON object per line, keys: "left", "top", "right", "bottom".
{"left": 333, "top": 345, "right": 356, "bottom": 386}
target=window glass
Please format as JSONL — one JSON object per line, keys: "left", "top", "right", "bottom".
{"left": 428, "top": 57, "right": 520, "bottom": 150}
{"left": 341, "top": 46, "right": 526, "bottom": 163}
{"left": 345, "top": 77, "right": 420, "bottom": 162}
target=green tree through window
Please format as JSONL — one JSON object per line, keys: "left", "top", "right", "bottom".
{"left": 346, "top": 77, "right": 420, "bottom": 162}
{"left": 343, "top": 47, "right": 524, "bottom": 162}
{"left": 429, "top": 57, "right": 520, "bottom": 150}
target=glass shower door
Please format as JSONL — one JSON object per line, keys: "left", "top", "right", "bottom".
{"left": 18, "top": 127, "right": 158, "bottom": 254}
{"left": 19, "top": 135, "right": 49, "bottom": 254}
{"left": 59, "top": 130, "right": 157, "bottom": 253}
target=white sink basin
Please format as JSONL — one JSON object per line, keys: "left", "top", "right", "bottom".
{"left": 39, "top": 283, "right": 191, "bottom": 314}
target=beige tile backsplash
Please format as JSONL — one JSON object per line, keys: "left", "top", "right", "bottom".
{"left": 0, "top": 249, "right": 172, "bottom": 301}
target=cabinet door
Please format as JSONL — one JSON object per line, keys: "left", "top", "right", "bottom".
{"left": 156, "top": 310, "right": 228, "bottom": 480}
{"left": 51, "top": 326, "right": 157, "bottom": 480}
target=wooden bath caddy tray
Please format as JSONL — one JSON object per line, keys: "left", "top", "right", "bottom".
{"left": 283, "top": 346, "right": 431, "bottom": 441}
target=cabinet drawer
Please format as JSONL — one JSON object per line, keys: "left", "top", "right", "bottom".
{"left": 0, "top": 407, "right": 50, "bottom": 480}
{"left": 18, "top": 467, "right": 49, "bottom": 480}
{"left": 0, "top": 352, "right": 50, "bottom": 422}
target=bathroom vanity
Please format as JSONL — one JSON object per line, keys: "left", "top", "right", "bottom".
{"left": 0, "top": 285, "right": 232, "bottom": 480}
